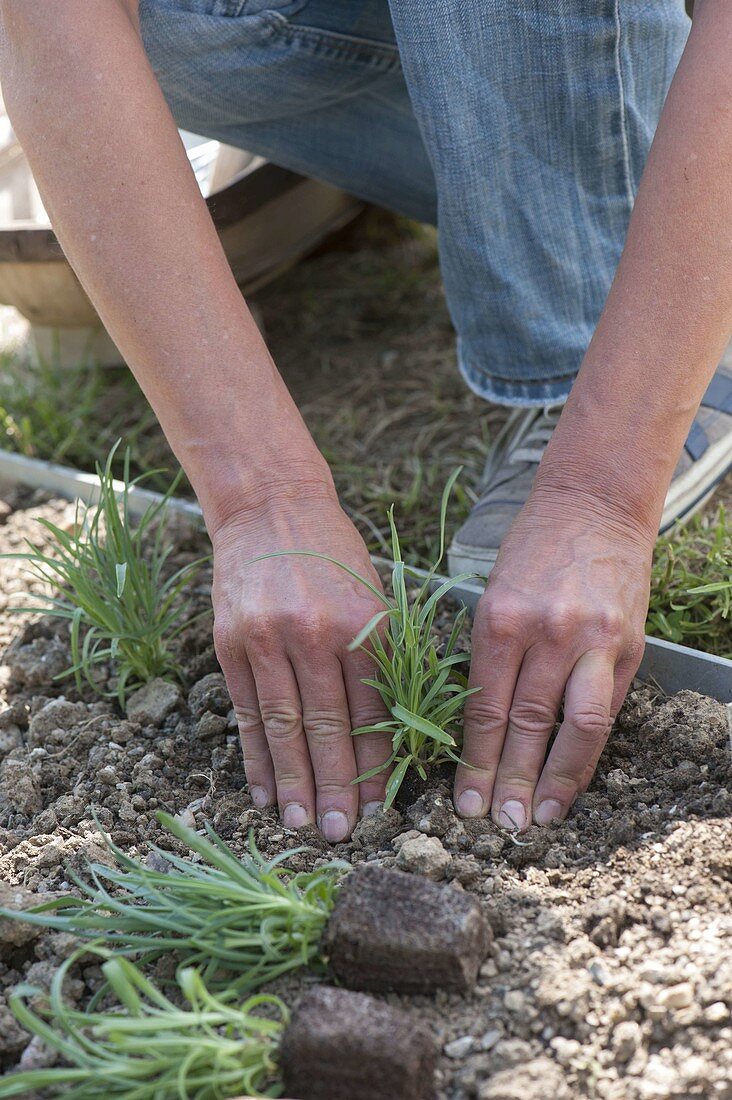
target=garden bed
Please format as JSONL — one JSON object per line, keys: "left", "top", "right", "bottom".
{"left": 0, "top": 485, "right": 731, "bottom": 1100}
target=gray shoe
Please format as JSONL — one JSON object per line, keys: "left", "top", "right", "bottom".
{"left": 448, "top": 360, "right": 732, "bottom": 577}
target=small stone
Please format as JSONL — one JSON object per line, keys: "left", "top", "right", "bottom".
{"left": 396, "top": 834, "right": 451, "bottom": 880}
{"left": 0, "top": 499, "right": 11, "bottom": 524}
{"left": 612, "top": 1020, "right": 642, "bottom": 1062}
{"left": 550, "top": 1036, "right": 581, "bottom": 1066}
{"left": 444, "top": 1036, "right": 475, "bottom": 1059}
{"left": 196, "top": 711, "right": 228, "bottom": 739}
{"left": 480, "top": 1029, "right": 502, "bottom": 1051}
{"left": 504, "top": 989, "right": 526, "bottom": 1014}
{"left": 187, "top": 673, "right": 231, "bottom": 718}
{"left": 704, "top": 1001, "right": 728, "bottom": 1024}
{"left": 175, "top": 808, "right": 197, "bottom": 829}
{"left": 0, "top": 883, "right": 67, "bottom": 957}
{"left": 657, "top": 982, "right": 694, "bottom": 1010}
{"left": 126, "top": 679, "right": 182, "bottom": 726}
{"left": 479, "top": 1057, "right": 571, "bottom": 1100}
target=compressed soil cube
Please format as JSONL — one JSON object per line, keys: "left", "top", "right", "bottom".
{"left": 322, "top": 863, "right": 491, "bottom": 994}
{"left": 280, "top": 985, "right": 437, "bottom": 1100}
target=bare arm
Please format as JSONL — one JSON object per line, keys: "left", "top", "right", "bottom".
{"left": 458, "top": 0, "right": 732, "bottom": 827}
{"left": 0, "top": 0, "right": 391, "bottom": 839}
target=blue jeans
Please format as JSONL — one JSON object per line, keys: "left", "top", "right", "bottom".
{"left": 140, "top": 0, "right": 690, "bottom": 406}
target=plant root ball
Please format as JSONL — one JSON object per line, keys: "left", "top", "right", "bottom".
{"left": 280, "top": 986, "right": 437, "bottom": 1100}
{"left": 322, "top": 864, "right": 491, "bottom": 994}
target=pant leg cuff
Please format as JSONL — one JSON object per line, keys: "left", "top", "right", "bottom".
{"left": 458, "top": 341, "right": 574, "bottom": 408}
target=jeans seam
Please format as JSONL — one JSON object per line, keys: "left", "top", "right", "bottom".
{"left": 613, "top": 0, "right": 636, "bottom": 211}
{"left": 264, "top": 10, "right": 402, "bottom": 70}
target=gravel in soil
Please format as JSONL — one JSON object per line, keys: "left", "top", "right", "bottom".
{"left": 0, "top": 490, "right": 731, "bottom": 1099}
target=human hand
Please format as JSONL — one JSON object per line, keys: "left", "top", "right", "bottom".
{"left": 209, "top": 480, "right": 391, "bottom": 843}
{"left": 454, "top": 486, "right": 653, "bottom": 830}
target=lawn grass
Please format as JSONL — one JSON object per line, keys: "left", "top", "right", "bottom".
{"left": 0, "top": 212, "right": 729, "bottom": 656}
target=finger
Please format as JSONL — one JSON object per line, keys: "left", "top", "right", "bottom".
{"left": 225, "top": 653, "right": 276, "bottom": 810}
{"left": 490, "top": 647, "right": 571, "bottom": 832}
{"left": 342, "top": 649, "right": 392, "bottom": 815}
{"left": 454, "top": 604, "right": 524, "bottom": 819}
{"left": 577, "top": 651, "right": 640, "bottom": 793}
{"left": 249, "top": 653, "right": 315, "bottom": 830}
{"left": 293, "top": 654, "right": 359, "bottom": 844}
{"left": 533, "top": 649, "right": 615, "bottom": 824}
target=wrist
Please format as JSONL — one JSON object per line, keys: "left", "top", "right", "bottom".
{"left": 194, "top": 447, "right": 338, "bottom": 539}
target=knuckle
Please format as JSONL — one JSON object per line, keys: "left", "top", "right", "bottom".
{"left": 465, "top": 696, "right": 509, "bottom": 733}
{"left": 543, "top": 602, "right": 580, "bottom": 642}
{"left": 480, "top": 597, "right": 524, "bottom": 644}
{"left": 260, "top": 706, "right": 302, "bottom": 743}
{"left": 593, "top": 605, "right": 625, "bottom": 640}
{"left": 213, "top": 620, "right": 242, "bottom": 664}
{"left": 568, "top": 703, "right": 610, "bottom": 742}
{"left": 302, "top": 709, "right": 349, "bottom": 744}
{"left": 508, "top": 699, "right": 557, "bottom": 738}
{"left": 234, "top": 705, "right": 263, "bottom": 735}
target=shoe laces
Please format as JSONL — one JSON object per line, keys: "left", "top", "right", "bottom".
{"left": 480, "top": 405, "right": 563, "bottom": 490}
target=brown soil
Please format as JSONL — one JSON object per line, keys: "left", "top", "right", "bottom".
{"left": 0, "top": 488, "right": 731, "bottom": 1099}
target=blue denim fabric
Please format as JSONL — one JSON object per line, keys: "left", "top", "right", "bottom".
{"left": 139, "top": 0, "right": 690, "bottom": 406}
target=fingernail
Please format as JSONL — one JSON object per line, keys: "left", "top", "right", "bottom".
{"left": 320, "top": 810, "right": 350, "bottom": 843}
{"left": 250, "top": 786, "right": 269, "bottom": 809}
{"left": 282, "top": 803, "right": 309, "bottom": 829}
{"left": 362, "top": 801, "right": 384, "bottom": 818}
{"left": 497, "top": 800, "right": 526, "bottom": 832}
{"left": 456, "top": 789, "right": 485, "bottom": 818}
{"left": 534, "top": 799, "right": 564, "bottom": 826}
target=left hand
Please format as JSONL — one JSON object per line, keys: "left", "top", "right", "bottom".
{"left": 454, "top": 485, "right": 654, "bottom": 830}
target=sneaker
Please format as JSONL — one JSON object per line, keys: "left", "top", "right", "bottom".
{"left": 447, "top": 359, "right": 732, "bottom": 577}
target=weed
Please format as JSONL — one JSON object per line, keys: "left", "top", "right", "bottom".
{"left": 0, "top": 811, "right": 345, "bottom": 994}
{"left": 253, "top": 470, "right": 482, "bottom": 808}
{"left": 647, "top": 506, "right": 732, "bottom": 659}
{"left": 4, "top": 443, "right": 207, "bottom": 703}
{"left": 0, "top": 951, "right": 285, "bottom": 1099}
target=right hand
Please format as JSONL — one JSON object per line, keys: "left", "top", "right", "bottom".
{"left": 209, "top": 479, "right": 392, "bottom": 843}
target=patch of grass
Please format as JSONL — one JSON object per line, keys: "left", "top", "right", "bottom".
{"left": 647, "top": 505, "right": 732, "bottom": 659}
{"left": 0, "top": 951, "right": 286, "bottom": 1099}
{"left": 4, "top": 443, "right": 207, "bottom": 703}
{"left": 255, "top": 470, "right": 481, "bottom": 808}
{"left": 0, "top": 348, "right": 158, "bottom": 472}
{"left": 1, "top": 811, "right": 345, "bottom": 994}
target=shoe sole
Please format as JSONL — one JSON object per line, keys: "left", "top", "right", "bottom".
{"left": 659, "top": 438, "right": 732, "bottom": 533}
{"left": 448, "top": 444, "right": 732, "bottom": 577}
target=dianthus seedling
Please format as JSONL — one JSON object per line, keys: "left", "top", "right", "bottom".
{"left": 251, "top": 469, "right": 482, "bottom": 807}
{"left": 1, "top": 811, "right": 346, "bottom": 994}
{"left": 5, "top": 442, "right": 208, "bottom": 703}
{"left": 0, "top": 950, "right": 286, "bottom": 1099}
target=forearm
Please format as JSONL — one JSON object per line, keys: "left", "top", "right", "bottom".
{"left": 0, "top": 0, "right": 331, "bottom": 529}
{"left": 538, "top": 0, "right": 732, "bottom": 535}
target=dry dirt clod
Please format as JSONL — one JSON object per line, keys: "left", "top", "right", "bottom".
{"left": 323, "top": 863, "right": 491, "bottom": 994}
{"left": 396, "top": 832, "right": 451, "bottom": 879}
{"left": 125, "top": 678, "right": 182, "bottom": 726}
{"left": 279, "top": 985, "right": 437, "bottom": 1100}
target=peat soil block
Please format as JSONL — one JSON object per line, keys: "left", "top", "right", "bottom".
{"left": 1, "top": 490, "right": 732, "bottom": 1099}
{"left": 324, "top": 863, "right": 490, "bottom": 993}
{"left": 280, "top": 985, "right": 437, "bottom": 1100}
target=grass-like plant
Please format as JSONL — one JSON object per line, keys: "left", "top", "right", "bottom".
{"left": 5, "top": 442, "right": 208, "bottom": 703}
{"left": 0, "top": 951, "right": 286, "bottom": 1099}
{"left": 647, "top": 505, "right": 732, "bottom": 659}
{"left": 252, "top": 470, "right": 481, "bottom": 808}
{"left": 1, "top": 811, "right": 345, "bottom": 994}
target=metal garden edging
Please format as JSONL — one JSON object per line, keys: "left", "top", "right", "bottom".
{"left": 1, "top": 447, "right": 731, "bottom": 705}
